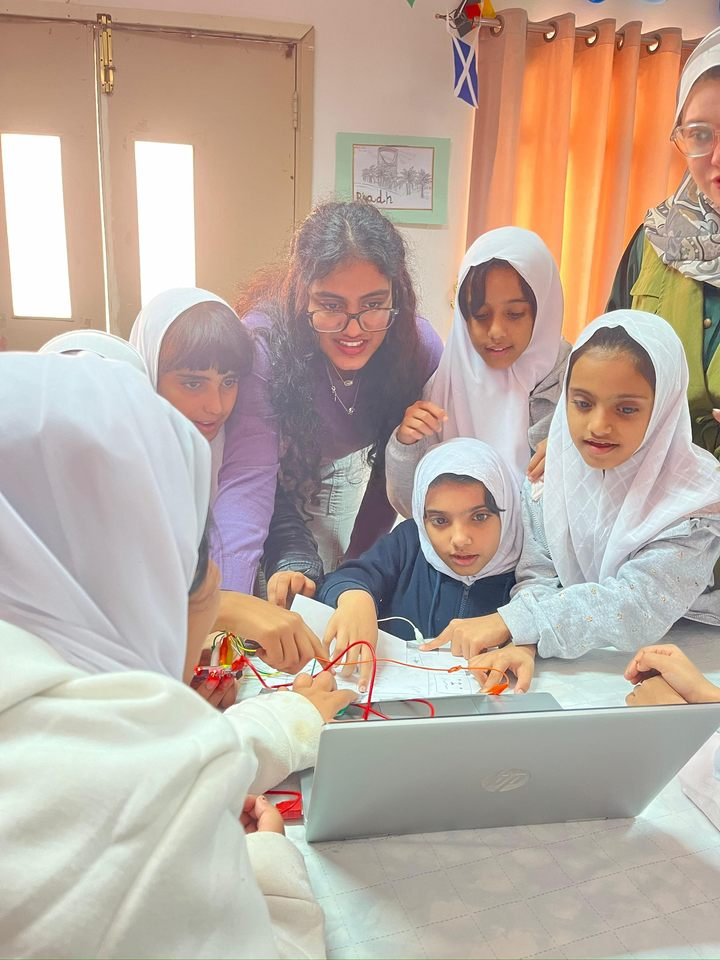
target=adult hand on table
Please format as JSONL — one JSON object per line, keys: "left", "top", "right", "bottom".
{"left": 624, "top": 644, "right": 720, "bottom": 705}
{"left": 469, "top": 643, "right": 536, "bottom": 695}
{"left": 266, "top": 571, "right": 316, "bottom": 609}
{"left": 216, "top": 590, "right": 328, "bottom": 674}
{"left": 396, "top": 400, "right": 447, "bottom": 445}
{"left": 323, "top": 590, "right": 378, "bottom": 694}
{"left": 420, "top": 612, "right": 511, "bottom": 660}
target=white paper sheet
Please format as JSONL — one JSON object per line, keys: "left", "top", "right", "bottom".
{"left": 238, "top": 595, "right": 479, "bottom": 704}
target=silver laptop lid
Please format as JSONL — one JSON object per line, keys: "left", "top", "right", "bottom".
{"left": 302, "top": 700, "right": 720, "bottom": 842}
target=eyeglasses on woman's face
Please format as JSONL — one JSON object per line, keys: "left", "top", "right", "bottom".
{"left": 306, "top": 306, "right": 398, "bottom": 334}
{"left": 671, "top": 122, "right": 720, "bottom": 159}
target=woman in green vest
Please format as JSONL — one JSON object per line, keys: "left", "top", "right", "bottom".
{"left": 609, "top": 27, "right": 720, "bottom": 458}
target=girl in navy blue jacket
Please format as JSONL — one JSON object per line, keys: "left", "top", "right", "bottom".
{"left": 314, "top": 438, "right": 522, "bottom": 690}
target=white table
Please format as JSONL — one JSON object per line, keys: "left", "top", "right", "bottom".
{"left": 284, "top": 621, "right": 720, "bottom": 959}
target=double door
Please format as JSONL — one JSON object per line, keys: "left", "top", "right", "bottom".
{"left": 0, "top": 13, "right": 303, "bottom": 348}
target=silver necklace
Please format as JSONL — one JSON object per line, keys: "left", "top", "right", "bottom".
{"left": 325, "top": 361, "right": 361, "bottom": 415}
{"left": 326, "top": 356, "right": 355, "bottom": 387}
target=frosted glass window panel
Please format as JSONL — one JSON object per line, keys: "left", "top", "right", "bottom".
{"left": 135, "top": 141, "right": 196, "bottom": 306}
{"left": 1, "top": 133, "right": 72, "bottom": 318}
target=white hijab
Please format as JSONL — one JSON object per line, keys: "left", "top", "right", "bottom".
{"left": 411, "top": 437, "right": 523, "bottom": 586}
{"left": 675, "top": 25, "right": 720, "bottom": 123}
{"left": 130, "top": 287, "right": 236, "bottom": 499}
{"left": 428, "top": 226, "right": 564, "bottom": 483}
{"left": 39, "top": 329, "right": 148, "bottom": 375}
{"left": 0, "top": 352, "right": 211, "bottom": 678}
{"left": 544, "top": 310, "right": 720, "bottom": 586}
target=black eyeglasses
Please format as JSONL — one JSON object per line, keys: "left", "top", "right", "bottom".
{"left": 307, "top": 307, "right": 399, "bottom": 334}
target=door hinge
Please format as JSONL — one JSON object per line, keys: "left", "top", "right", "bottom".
{"left": 292, "top": 90, "right": 298, "bottom": 130}
{"left": 98, "top": 13, "right": 115, "bottom": 95}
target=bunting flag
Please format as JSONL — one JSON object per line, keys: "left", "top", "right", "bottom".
{"left": 447, "top": 0, "right": 495, "bottom": 108}
{"left": 406, "top": 0, "right": 416, "bottom": 5}
{"left": 451, "top": 34, "right": 479, "bottom": 107}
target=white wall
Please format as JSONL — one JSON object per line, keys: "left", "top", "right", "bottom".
{"left": 43, "top": 0, "right": 720, "bottom": 334}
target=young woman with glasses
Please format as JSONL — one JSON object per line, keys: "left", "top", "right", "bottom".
{"left": 213, "top": 200, "right": 443, "bottom": 602}
{"left": 609, "top": 27, "right": 720, "bottom": 458}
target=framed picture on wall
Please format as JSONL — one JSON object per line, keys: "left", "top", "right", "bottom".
{"left": 336, "top": 132, "right": 450, "bottom": 225}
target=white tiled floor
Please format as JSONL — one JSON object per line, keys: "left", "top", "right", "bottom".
{"left": 291, "top": 621, "right": 720, "bottom": 959}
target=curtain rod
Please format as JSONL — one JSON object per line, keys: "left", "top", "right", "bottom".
{"left": 434, "top": 13, "right": 700, "bottom": 52}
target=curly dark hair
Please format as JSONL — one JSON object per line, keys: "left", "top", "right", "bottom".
{"left": 235, "top": 200, "right": 426, "bottom": 506}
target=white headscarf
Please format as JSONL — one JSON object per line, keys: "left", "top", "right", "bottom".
{"left": 543, "top": 310, "right": 720, "bottom": 586}
{"left": 39, "top": 329, "right": 148, "bottom": 375}
{"left": 427, "top": 227, "right": 564, "bottom": 483}
{"left": 0, "top": 352, "right": 211, "bottom": 678}
{"left": 130, "top": 287, "right": 238, "bottom": 499}
{"left": 411, "top": 437, "right": 522, "bottom": 585}
{"left": 675, "top": 25, "right": 720, "bottom": 123}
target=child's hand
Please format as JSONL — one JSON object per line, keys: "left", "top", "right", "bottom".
{"left": 267, "top": 571, "right": 316, "bottom": 609}
{"left": 291, "top": 671, "right": 356, "bottom": 721}
{"left": 625, "top": 674, "right": 688, "bottom": 707}
{"left": 624, "top": 644, "right": 720, "bottom": 704}
{"left": 191, "top": 672, "right": 238, "bottom": 710}
{"left": 190, "top": 648, "right": 237, "bottom": 709}
{"left": 469, "top": 643, "right": 536, "bottom": 695}
{"left": 396, "top": 400, "right": 447, "bottom": 445}
{"left": 323, "top": 590, "right": 378, "bottom": 692}
{"left": 217, "top": 591, "right": 328, "bottom": 674}
{"left": 421, "top": 612, "right": 511, "bottom": 660}
{"left": 527, "top": 438, "right": 548, "bottom": 482}
{"left": 241, "top": 794, "right": 285, "bottom": 835}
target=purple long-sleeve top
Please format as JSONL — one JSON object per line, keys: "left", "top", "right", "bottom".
{"left": 212, "top": 310, "right": 443, "bottom": 592}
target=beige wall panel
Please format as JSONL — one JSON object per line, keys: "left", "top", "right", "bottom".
{"left": 102, "top": 27, "right": 296, "bottom": 336}
{"left": 0, "top": 18, "right": 106, "bottom": 349}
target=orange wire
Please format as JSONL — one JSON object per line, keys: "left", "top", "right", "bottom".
{"left": 315, "top": 655, "right": 508, "bottom": 677}
{"left": 239, "top": 649, "right": 510, "bottom": 700}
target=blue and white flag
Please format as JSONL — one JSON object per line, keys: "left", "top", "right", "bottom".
{"left": 452, "top": 35, "right": 478, "bottom": 107}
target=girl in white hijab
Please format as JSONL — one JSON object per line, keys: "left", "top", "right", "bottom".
{"left": 130, "top": 287, "right": 329, "bottom": 682}
{"left": 0, "top": 352, "right": 350, "bottom": 959}
{"left": 455, "top": 311, "right": 720, "bottom": 692}
{"left": 386, "top": 227, "right": 570, "bottom": 516}
{"left": 316, "top": 437, "right": 522, "bottom": 691}
{"left": 130, "top": 287, "right": 253, "bottom": 500}
{"left": 39, "top": 328, "right": 148, "bottom": 375}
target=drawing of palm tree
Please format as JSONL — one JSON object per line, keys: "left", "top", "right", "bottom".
{"left": 399, "top": 167, "right": 417, "bottom": 195}
{"left": 416, "top": 169, "right": 432, "bottom": 198}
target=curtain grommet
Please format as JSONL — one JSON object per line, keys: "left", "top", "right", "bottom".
{"left": 543, "top": 21, "right": 558, "bottom": 43}
{"left": 585, "top": 27, "right": 599, "bottom": 47}
{"left": 490, "top": 13, "right": 504, "bottom": 37}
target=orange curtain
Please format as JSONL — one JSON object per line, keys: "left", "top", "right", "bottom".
{"left": 466, "top": 9, "right": 687, "bottom": 341}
